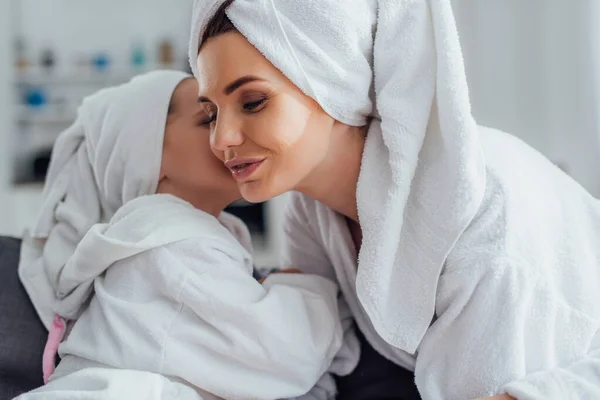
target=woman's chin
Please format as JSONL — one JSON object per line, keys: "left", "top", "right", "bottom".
{"left": 239, "top": 180, "right": 282, "bottom": 203}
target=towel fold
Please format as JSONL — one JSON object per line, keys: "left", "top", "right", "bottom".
{"left": 189, "top": 0, "right": 485, "bottom": 352}
{"left": 18, "top": 70, "right": 190, "bottom": 329}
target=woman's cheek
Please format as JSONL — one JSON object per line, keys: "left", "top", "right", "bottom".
{"left": 252, "top": 107, "right": 309, "bottom": 153}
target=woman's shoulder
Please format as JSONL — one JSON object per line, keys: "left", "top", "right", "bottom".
{"left": 477, "top": 126, "right": 595, "bottom": 203}
{"left": 448, "top": 129, "right": 600, "bottom": 289}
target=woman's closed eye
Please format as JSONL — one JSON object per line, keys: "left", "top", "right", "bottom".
{"left": 243, "top": 97, "right": 267, "bottom": 112}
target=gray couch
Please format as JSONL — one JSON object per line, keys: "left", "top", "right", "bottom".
{"left": 0, "top": 237, "right": 46, "bottom": 399}
{"left": 0, "top": 236, "right": 419, "bottom": 399}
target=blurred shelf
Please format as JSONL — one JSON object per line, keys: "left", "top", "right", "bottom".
{"left": 16, "top": 105, "right": 75, "bottom": 124}
{"left": 16, "top": 73, "right": 135, "bottom": 86}
{"left": 17, "top": 115, "right": 74, "bottom": 124}
{"left": 15, "top": 65, "right": 187, "bottom": 86}
{"left": 11, "top": 182, "right": 44, "bottom": 190}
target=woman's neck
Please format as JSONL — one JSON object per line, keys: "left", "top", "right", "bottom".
{"left": 296, "top": 123, "right": 367, "bottom": 222}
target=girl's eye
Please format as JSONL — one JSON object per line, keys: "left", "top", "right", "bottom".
{"left": 200, "top": 114, "right": 216, "bottom": 127}
{"left": 243, "top": 98, "right": 266, "bottom": 112}
{"left": 200, "top": 104, "right": 217, "bottom": 126}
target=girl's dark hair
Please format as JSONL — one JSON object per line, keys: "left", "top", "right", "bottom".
{"left": 199, "top": 0, "right": 238, "bottom": 49}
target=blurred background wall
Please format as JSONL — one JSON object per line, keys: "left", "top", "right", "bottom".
{"left": 0, "top": 0, "right": 598, "bottom": 266}
{"left": 453, "top": 0, "right": 600, "bottom": 196}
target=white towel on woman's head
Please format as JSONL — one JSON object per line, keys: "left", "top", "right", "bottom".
{"left": 18, "top": 70, "right": 190, "bottom": 329}
{"left": 189, "top": 0, "right": 376, "bottom": 127}
{"left": 189, "top": 0, "right": 485, "bottom": 353}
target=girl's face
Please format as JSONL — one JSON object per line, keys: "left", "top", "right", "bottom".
{"left": 159, "top": 78, "right": 240, "bottom": 212}
{"left": 196, "top": 32, "right": 336, "bottom": 203}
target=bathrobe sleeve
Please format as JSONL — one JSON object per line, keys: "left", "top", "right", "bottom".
{"left": 414, "top": 258, "right": 600, "bottom": 400}
{"left": 502, "top": 333, "right": 600, "bottom": 400}
{"left": 152, "top": 238, "right": 345, "bottom": 400}
{"left": 282, "top": 196, "right": 361, "bottom": 400}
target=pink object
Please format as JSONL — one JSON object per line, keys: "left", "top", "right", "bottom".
{"left": 42, "top": 315, "right": 66, "bottom": 384}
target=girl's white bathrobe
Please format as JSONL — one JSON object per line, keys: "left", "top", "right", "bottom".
{"left": 20, "top": 194, "right": 353, "bottom": 400}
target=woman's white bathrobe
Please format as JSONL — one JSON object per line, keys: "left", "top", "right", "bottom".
{"left": 21, "top": 194, "right": 352, "bottom": 400}
{"left": 188, "top": 1, "right": 600, "bottom": 397}
{"left": 283, "top": 127, "right": 600, "bottom": 400}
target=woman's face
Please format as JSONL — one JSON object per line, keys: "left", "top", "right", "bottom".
{"left": 196, "top": 32, "right": 336, "bottom": 203}
{"left": 159, "top": 78, "right": 240, "bottom": 210}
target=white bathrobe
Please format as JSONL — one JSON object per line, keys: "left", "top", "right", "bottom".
{"left": 283, "top": 127, "right": 600, "bottom": 400}
{"left": 189, "top": 0, "right": 600, "bottom": 397}
{"left": 18, "top": 70, "right": 191, "bottom": 330}
{"left": 19, "top": 194, "right": 352, "bottom": 400}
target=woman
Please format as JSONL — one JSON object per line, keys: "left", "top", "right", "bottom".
{"left": 189, "top": 1, "right": 600, "bottom": 399}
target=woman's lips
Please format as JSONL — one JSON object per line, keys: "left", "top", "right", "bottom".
{"left": 224, "top": 158, "right": 265, "bottom": 181}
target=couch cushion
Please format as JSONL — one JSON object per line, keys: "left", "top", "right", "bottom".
{"left": 0, "top": 237, "right": 46, "bottom": 399}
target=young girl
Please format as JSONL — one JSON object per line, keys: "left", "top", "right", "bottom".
{"left": 17, "top": 70, "right": 358, "bottom": 400}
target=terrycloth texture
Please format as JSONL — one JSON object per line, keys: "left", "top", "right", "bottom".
{"left": 38, "top": 194, "right": 347, "bottom": 400}
{"left": 192, "top": 1, "right": 600, "bottom": 397}
{"left": 189, "top": 0, "right": 485, "bottom": 354}
{"left": 18, "top": 70, "right": 190, "bottom": 329}
{"left": 283, "top": 126, "right": 600, "bottom": 399}
{"left": 282, "top": 192, "right": 416, "bottom": 373}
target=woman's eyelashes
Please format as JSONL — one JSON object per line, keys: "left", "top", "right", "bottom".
{"left": 241, "top": 88, "right": 272, "bottom": 113}
{"left": 242, "top": 97, "right": 267, "bottom": 112}
{"left": 198, "top": 92, "right": 270, "bottom": 126}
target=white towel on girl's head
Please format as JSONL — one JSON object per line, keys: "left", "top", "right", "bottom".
{"left": 190, "top": 0, "right": 485, "bottom": 352}
{"left": 18, "top": 70, "right": 190, "bottom": 329}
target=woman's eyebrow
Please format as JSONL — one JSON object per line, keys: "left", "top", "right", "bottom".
{"left": 198, "top": 75, "right": 266, "bottom": 103}
{"left": 224, "top": 75, "right": 265, "bottom": 95}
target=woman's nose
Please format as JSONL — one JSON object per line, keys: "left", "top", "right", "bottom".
{"left": 210, "top": 113, "right": 244, "bottom": 152}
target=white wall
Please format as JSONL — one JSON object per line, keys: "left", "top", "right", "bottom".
{"left": 15, "top": 0, "right": 194, "bottom": 74}
{"left": 0, "top": 1, "right": 287, "bottom": 267}
{"left": 0, "top": 1, "right": 14, "bottom": 230}
{"left": 0, "top": 0, "right": 195, "bottom": 236}
{"left": 3, "top": 1, "right": 599, "bottom": 240}
{"left": 453, "top": 0, "right": 600, "bottom": 196}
